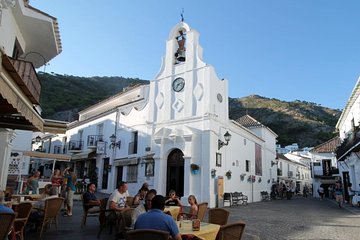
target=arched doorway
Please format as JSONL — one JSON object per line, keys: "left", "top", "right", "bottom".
{"left": 166, "top": 149, "right": 184, "bottom": 197}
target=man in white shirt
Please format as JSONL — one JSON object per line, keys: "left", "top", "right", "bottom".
{"left": 107, "top": 181, "right": 129, "bottom": 212}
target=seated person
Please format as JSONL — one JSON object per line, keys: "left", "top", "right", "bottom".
{"left": 132, "top": 186, "right": 149, "bottom": 206}
{"left": 28, "top": 187, "right": 58, "bottom": 230}
{"left": 39, "top": 184, "right": 53, "bottom": 199}
{"left": 134, "top": 195, "right": 181, "bottom": 240}
{"left": 83, "top": 183, "right": 100, "bottom": 212}
{"left": 182, "top": 195, "right": 198, "bottom": 220}
{"left": 165, "top": 190, "right": 182, "bottom": 207}
{"left": 132, "top": 189, "right": 157, "bottom": 226}
{"left": 106, "top": 181, "right": 129, "bottom": 216}
{"left": 0, "top": 191, "right": 14, "bottom": 213}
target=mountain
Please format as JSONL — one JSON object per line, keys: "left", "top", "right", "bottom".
{"left": 229, "top": 95, "right": 341, "bottom": 147}
{"left": 38, "top": 73, "right": 341, "bottom": 147}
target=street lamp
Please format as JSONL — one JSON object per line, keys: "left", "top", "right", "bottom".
{"left": 109, "top": 134, "right": 121, "bottom": 149}
{"left": 218, "top": 131, "right": 232, "bottom": 150}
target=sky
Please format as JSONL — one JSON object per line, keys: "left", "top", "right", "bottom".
{"left": 30, "top": 0, "right": 360, "bottom": 110}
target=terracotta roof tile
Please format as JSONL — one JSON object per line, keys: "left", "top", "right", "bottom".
{"left": 311, "top": 137, "right": 341, "bottom": 153}
{"left": 236, "top": 115, "right": 263, "bottom": 128}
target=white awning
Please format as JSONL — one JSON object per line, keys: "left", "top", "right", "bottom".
{"left": 23, "top": 151, "right": 71, "bottom": 161}
{"left": 113, "top": 157, "right": 139, "bottom": 166}
{"left": 71, "top": 149, "right": 96, "bottom": 161}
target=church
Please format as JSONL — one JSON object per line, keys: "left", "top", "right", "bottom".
{"left": 34, "top": 21, "right": 278, "bottom": 207}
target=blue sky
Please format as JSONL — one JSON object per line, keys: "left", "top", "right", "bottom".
{"left": 31, "top": 0, "right": 360, "bottom": 110}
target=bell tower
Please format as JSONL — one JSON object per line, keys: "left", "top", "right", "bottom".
{"left": 148, "top": 21, "right": 229, "bottom": 123}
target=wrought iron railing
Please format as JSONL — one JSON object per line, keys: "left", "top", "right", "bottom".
{"left": 336, "top": 127, "right": 360, "bottom": 160}
{"left": 87, "top": 135, "right": 104, "bottom": 148}
{"left": 68, "top": 140, "right": 83, "bottom": 151}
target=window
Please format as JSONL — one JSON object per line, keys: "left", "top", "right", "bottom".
{"left": 216, "top": 153, "right": 222, "bottom": 167}
{"left": 128, "top": 131, "right": 138, "bottom": 154}
{"left": 127, "top": 165, "right": 138, "bottom": 183}
{"left": 245, "top": 160, "right": 250, "bottom": 172}
{"left": 244, "top": 139, "right": 246, "bottom": 145}
{"left": 97, "top": 123, "right": 104, "bottom": 140}
{"left": 12, "top": 38, "right": 23, "bottom": 59}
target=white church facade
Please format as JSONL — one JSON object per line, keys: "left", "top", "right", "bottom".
{"left": 17, "top": 21, "right": 278, "bottom": 207}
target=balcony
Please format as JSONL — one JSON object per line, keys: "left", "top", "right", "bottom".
{"left": 288, "top": 171, "right": 293, "bottom": 177}
{"left": 2, "top": 55, "right": 41, "bottom": 104}
{"left": 54, "top": 145, "right": 67, "bottom": 154}
{"left": 68, "top": 140, "right": 83, "bottom": 152}
{"left": 336, "top": 127, "right": 360, "bottom": 161}
{"left": 87, "top": 135, "right": 104, "bottom": 148}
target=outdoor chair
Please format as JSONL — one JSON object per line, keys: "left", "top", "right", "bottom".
{"left": 231, "top": 192, "right": 240, "bottom": 206}
{"left": 219, "top": 221, "right": 246, "bottom": 240}
{"left": 223, "top": 193, "right": 231, "bottom": 207}
{"left": 14, "top": 202, "right": 33, "bottom": 240}
{"left": 260, "top": 191, "right": 271, "bottom": 201}
{"left": 126, "top": 196, "right": 134, "bottom": 207}
{"left": 97, "top": 197, "right": 117, "bottom": 238}
{"left": 81, "top": 193, "right": 100, "bottom": 228}
{"left": 197, "top": 202, "right": 208, "bottom": 221}
{"left": 125, "top": 229, "right": 170, "bottom": 240}
{"left": 0, "top": 212, "right": 16, "bottom": 240}
{"left": 120, "top": 208, "right": 135, "bottom": 235}
{"left": 38, "top": 197, "right": 64, "bottom": 238}
{"left": 238, "top": 192, "right": 248, "bottom": 205}
{"left": 208, "top": 208, "right": 230, "bottom": 225}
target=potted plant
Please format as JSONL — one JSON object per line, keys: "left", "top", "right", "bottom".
{"left": 225, "top": 170, "right": 232, "bottom": 179}
{"left": 211, "top": 169, "right": 216, "bottom": 178}
{"left": 258, "top": 177, "right": 262, "bottom": 183}
{"left": 240, "top": 173, "right": 246, "bottom": 181}
{"left": 190, "top": 164, "right": 200, "bottom": 174}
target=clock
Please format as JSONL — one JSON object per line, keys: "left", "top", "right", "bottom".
{"left": 172, "top": 77, "right": 185, "bottom": 92}
{"left": 217, "top": 93, "right": 223, "bottom": 103}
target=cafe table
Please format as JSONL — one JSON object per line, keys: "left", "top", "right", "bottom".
{"left": 12, "top": 194, "right": 43, "bottom": 200}
{"left": 178, "top": 220, "right": 220, "bottom": 240}
{"left": 164, "top": 206, "right": 181, "bottom": 220}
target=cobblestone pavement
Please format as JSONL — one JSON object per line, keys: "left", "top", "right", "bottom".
{"left": 26, "top": 194, "right": 360, "bottom": 240}
{"left": 228, "top": 195, "right": 360, "bottom": 240}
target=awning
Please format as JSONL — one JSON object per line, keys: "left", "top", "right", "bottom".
{"left": 23, "top": 151, "right": 71, "bottom": 161}
{"left": 113, "top": 157, "right": 139, "bottom": 166}
{"left": 0, "top": 54, "right": 44, "bottom": 132}
{"left": 71, "top": 149, "right": 96, "bottom": 161}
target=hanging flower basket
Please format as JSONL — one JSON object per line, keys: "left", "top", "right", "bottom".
{"left": 191, "top": 164, "right": 200, "bottom": 175}
{"left": 225, "top": 170, "right": 232, "bottom": 179}
{"left": 211, "top": 169, "right": 216, "bottom": 178}
{"left": 240, "top": 173, "right": 246, "bottom": 181}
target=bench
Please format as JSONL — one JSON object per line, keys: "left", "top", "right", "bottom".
{"left": 231, "top": 192, "right": 248, "bottom": 206}
{"left": 261, "top": 191, "right": 271, "bottom": 201}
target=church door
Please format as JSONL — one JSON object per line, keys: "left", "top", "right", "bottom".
{"left": 166, "top": 149, "right": 184, "bottom": 197}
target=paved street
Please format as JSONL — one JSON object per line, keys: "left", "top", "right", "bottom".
{"left": 26, "top": 194, "right": 360, "bottom": 240}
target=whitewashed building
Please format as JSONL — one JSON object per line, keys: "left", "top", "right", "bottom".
{"left": 0, "top": 0, "right": 65, "bottom": 190}
{"left": 335, "top": 77, "right": 360, "bottom": 198}
{"left": 23, "top": 21, "right": 278, "bottom": 207}
{"left": 57, "top": 21, "right": 278, "bottom": 207}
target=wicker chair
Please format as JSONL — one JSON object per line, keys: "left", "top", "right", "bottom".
{"left": 197, "top": 202, "right": 208, "bottom": 222}
{"left": 120, "top": 208, "right": 135, "bottom": 234}
{"left": 14, "top": 202, "right": 33, "bottom": 240}
{"left": 38, "top": 197, "right": 64, "bottom": 238}
{"left": 0, "top": 212, "right": 15, "bottom": 240}
{"left": 208, "top": 208, "right": 230, "bottom": 226}
{"left": 125, "top": 229, "right": 170, "bottom": 240}
{"left": 218, "top": 221, "right": 246, "bottom": 240}
{"left": 81, "top": 193, "right": 100, "bottom": 228}
{"left": 97, "top": 197, "right": 117, "bottom": 238}
{"left": 126, "top": 196, "right": 134, "bottom": 207}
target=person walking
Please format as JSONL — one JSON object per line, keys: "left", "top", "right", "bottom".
{"left": 63, "top": 167, "right": 77, "bottom": 216}
{"left": 318, "top": 186, "right": 325, "bottom": 200}
{"left": 347, "top": 183, "right": 355, "bottom": 206}
{"left": 335, "top": 182, "right": 344, "bottom": 208}
{"left": 303, "top": 185, "right": 308, "bottom": 198}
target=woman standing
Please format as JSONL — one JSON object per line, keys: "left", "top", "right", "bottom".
{"left": 51, "top": 169, "right": 62, "bottom": 195}
{"left": 25, "top": 171, "right": 40, "bottom": 194}
{"left": 335, "top": 182, "right": 344, "bottom": 208}
{"left": 347, "top": 183, "right": 355, "bottom": 206}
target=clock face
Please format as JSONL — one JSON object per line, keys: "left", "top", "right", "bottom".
{"left": 217, "top": 93, "right": 223, "bottom": 102}
{"left": 172, "top": 77, "right": 185, "bottom": 92}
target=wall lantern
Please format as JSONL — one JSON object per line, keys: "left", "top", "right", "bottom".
{"left": 218, "top": 131, "right": 231, "bottom": 150}
{"left": 271, "top": 157, "right": 279, "bottom": 167}
{"left": 35, "top": 136, "right": 41, "bottom": 143}
{"left": 109, "top": 134, "right": 121, "bottom": 149}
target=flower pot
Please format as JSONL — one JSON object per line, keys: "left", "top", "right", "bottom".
{"left": 192, "top": 169, "right": 200, "bottom": 175}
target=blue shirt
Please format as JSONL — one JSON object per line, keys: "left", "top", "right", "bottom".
{"left": 66, "top": 174, "right": 76, "bottom": 191}
{"left": 134, "top": 209, "right": 179, "bottom": 238}
{"left": 0, "top": 204, "right": 14, "bottom": 213}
